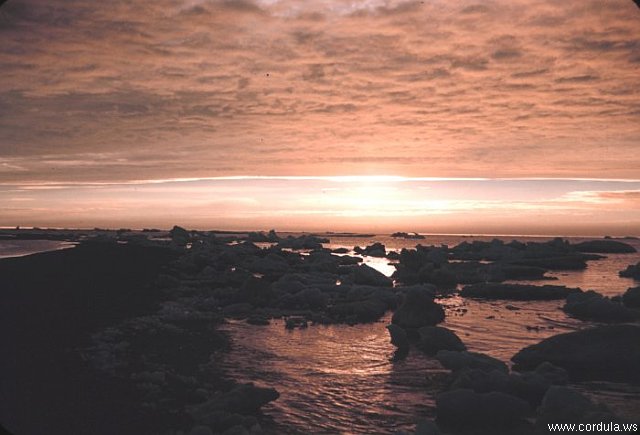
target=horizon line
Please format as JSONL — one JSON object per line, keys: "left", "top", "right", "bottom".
{"left": 1, "top": 226, "right": 637, "bottom": 239}
{"left": 3, "top": 175, "right": 640, "bottom": 188}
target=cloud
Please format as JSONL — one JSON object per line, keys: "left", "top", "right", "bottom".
{"left": 0, "top": 0, "right": 639, "bottom": 185}
{"left": 460, "top": 4, "right": 491, "bottom": 15}
{"left": 561, "top": 189, "right": 640, "bottom": 206}
{"left": 554, "top": 74, "right": 600, "bottom": 83}
{"left": 491, "top": 48, "right": 522, "bottom": 60}
{"left": 511, "top": 68, "right": 549, "bottom": 78}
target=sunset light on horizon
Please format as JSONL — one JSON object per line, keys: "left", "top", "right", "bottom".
{"left": 2, "top": 175, "right": 639, "bottom": 235}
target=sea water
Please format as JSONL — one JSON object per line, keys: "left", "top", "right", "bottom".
{"left": 0, "top": 239, "right": 76, "bottom": 259}
{"left": 220, "top": 235, "right": 640, "bottom": 433}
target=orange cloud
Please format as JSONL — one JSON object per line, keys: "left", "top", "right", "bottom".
{"left": 0, "top": 0, "right": 638, "bottom": 184}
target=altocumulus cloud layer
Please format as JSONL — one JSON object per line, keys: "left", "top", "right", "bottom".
{"left": 0, "top": 0, "right": 639, "bottom": 184}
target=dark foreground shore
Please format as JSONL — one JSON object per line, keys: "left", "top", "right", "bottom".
{"left": 0, "top": 242, "right": 181, "bottom": 434}
{"left": 1, "top": 237, "right": 282, "bottom": 435}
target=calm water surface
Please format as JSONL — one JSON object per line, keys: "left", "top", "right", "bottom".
{"left": 0, "top": 239, "right": 76, "bottom": 259}
{"left": 221, "top": 235, "right": 640, "bottom": 433}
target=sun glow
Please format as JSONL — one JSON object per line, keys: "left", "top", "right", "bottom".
{"left": 338, "top": 180, "right": 399, "bottom": 209}
{"left": 1, "top": 177, "right": 639, "bottom": 235}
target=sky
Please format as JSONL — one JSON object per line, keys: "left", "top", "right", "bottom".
{"left": 1, "top": 0, "right": 639, "bottom": 234}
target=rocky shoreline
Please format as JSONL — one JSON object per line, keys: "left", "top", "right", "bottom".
{"left": 1, "top": 228, "right": 639, "bottom": 434}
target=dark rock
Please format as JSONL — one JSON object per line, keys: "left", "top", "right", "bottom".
{"left": 370, "top": 288, "right": 399, "bottom": 309}
{"left": 512, "top": 325, "right": 640, "bottom": 381}
{"left": 247, "top": 229, "right": 279, "bottom": 242}
{"left": 400, "top": 245, "right": 449, "bottom": 268}
{"left": 284, "top": 316, "right": 308, "bottom": 329}
{"left": 221, "top": 425, "right": 249, "bottom": 435}
{"left": 387, "top": 324, "right": 409, "bottom": 349}
{"left": 271, "top": 272, "right": 335, "bottom": 294}
{"left": 188, "top": 383, "right": 279, "bottom": 424}
{"left": 221, "top": 242, "right": 261, "bottom": 261}
{"left": 156, "top": 273, "right": 181, "bottom": 288}
{"left": 574, "top": 240, "right": 636, "bottom": 253}
{"left": 336, "top": 255, "right": 362, "bottom": 266}
{"left": 448, "top": 362, "right": 567, "bottom": 409}
{"left": 301, "top": 251, "right": 342, "bottom": 273}
{"left": 440, "top": 261, "right": 488, "bottom": 285}
{"left": 536, "top": 386, "right": 621, "bottom": 428}
{"left": 450, "top": 369, "right": 508, "bottom": 393}
{"left": 330, "top": 298, "right": 388, "bottom": 323}
{"left": 507, "top": 371, "right": 552, "bottom": 408}
{"left": 170, "top": 225, "right": 191, "bottom": 246}
{"left": 189, "top": 425, "right": 213, "bottom": 435}
{"left": 620, "top": 263, "right": 640, "bottom": 280}
{"left": 222, "top": 303, "right": 254, "bottom": 318}
{"left": 539, "top": 386, "right": 593, "bottom": 422}
{"left": 436, "top": 350, "right": 508, "bottom": 373}
{"left": 345, "top": 285, "right": 380, "bottom": 300}
{"left": 386, "top": 251, "right": 400, "bottom": 260}
{"left": 279, "top": 288, "right": 328, "bottom": 310}
{"left": 436, "top": 389, "right": 531, "bottom": 429}
{"left": 451, "top": 238, "right": 514, "bottom": 262}
{"left": 132, "top": 370, "right": 167, "bottom": 384}
{"left": 414, "top": 419, "right": 440, "bottom": 435}
{"left": 451, "top": 238, "right": 586, "bottom": 265}
{"left": 216, "top": 414, "right": 256, "bottom": 433}
{"left": 276, "top": 235, "right": 328, "bottom": 250}
{"left": 238, "top": 277, "right": 274, "bottom": 307}
{"left": 354, "top": 242, "right": 386, "bottom": 257}
{"left": 391, "top": 347, "right": 409, "bottom": 362}
{"left": 392, "top": 286, "right": 445, "bottom": 329}
{"left": 248, "top": 253, "right": 289, "bottom": 276}
{"left": 295, "top": 287, "right": 329, "bottom": 309}
{"left": 391, "top": 232, "right": 425, "bottom": 239}
{"left": 332, "top": 247, "right": 349, "bottom": 254}
{"left": 417, "top": 264, "right": 457, "bottom": 288}
{"left": 345, "top": 286, "right": 398, "bottom": 309}
{"left": 416, "top": 326, "right": 466, "bottom": 355}
{"left": 391, "top": 264, "right": 419, "bottom": 285}
{"left": 534, "top": 361, "right": 569, "bottom": 385}
{"left": 623, "top": 286, "right": 640, "bottom": 308}
{"left": 350, "top": 264, "right": 393, "bottom": 287}
{"left": 562, "top": 290, "right": 639, "bottom": 323}
{"left": 460, "top": 283, "right": 581, "bottom": 300}
{"left": 425, "top": 248, "right": 449, "bottom": 266}
{"left": 246, "top": 316, "right": 270, "bottom": 326}
{"left": 353, "top": 298, "right": 387, "bottom": 322}
{"left": 397, "top": 248, "right": 422, "bottom": 270}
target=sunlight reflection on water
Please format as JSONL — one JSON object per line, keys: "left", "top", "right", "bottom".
{"left": 220, "top": 316, "right": 447, "bottom": 434}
